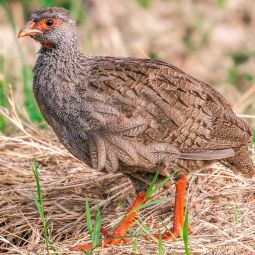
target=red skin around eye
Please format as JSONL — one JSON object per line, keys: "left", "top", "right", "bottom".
{"left": 28, "top": 18, "right": 63, "bottom": 48}
{"left": 31, "top": 18, "right": 63, "bottom": 32}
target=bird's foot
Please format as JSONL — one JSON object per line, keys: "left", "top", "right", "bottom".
{"left": 70, "top": 224, "right": 192, "bottom": 251}
{"left": 69, "top": 228, "right": 128, "bottom": 251}
{"left": 153, "top": 224, "right": 192, "bottom": 241}
{"left": 70, "top": 192, "right": 147, "bottom": 251}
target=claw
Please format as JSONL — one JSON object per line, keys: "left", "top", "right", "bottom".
{"left": 70, "top": 232, "right": 128, "bottom": 251}
{"left": 153, "top": 224, "right": 192, "bottom": 241}
{"left": 70, "top": 243, "right": 93, "bottom": 251}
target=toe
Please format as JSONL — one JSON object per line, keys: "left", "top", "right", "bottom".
{"left": 70, "top": 243, "right": 94, "bottom": 251}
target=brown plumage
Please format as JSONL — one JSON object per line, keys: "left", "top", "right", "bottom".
{"left": 18, "top": 7, "right": 255, "bottom": 249}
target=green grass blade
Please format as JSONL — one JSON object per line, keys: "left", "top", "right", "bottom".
{"left": 151, "top": 173, "right": 175, "bottom": 195}
{"left": 216, "top": 0, "right": 226, "bottom": 9}
{"left": 48, "top": 240, "right": 60, "bottom": 255}
{"left": 85, "top": 198, "right": 93, "bottom": 238}
{"left": 31, "top": 158, "right": 59, "bottom": 254}
{"left": 92, "top": 205, "right": 101, "bottom": 248}
{"left": 41, "top": 0, "right": 54, "bottom": 7}
{"left": 136, "top": 0, "right": 151, "bottom": 8}
{"left": 133, "top": 238, "right": 138, "bottom": 254}
{"left": 158, "top": 218, "right": 171, "bottom": 233}
{"left": 70, "top": 0, "right": 86, "bottom": 25}
{"left": 114, "top": 196, "right": 171, "bottom": 230}
{"left": 31, "top": 191, "right": 45, "bottom": 225}
{"left": 115, "top": 173, "right": 173, "bottom": 230}
{"left": 0, "top": 54, "right": 7, "bottom": 132}
{"left": 33, "top": 158, "right": 43, "bottom": 206}
{"left": 233, "top": 203, "right": 239, "bottom": 225}
{"left": 145, "top": 171, "right": 159, "bottom": 199}
{"left": 158, "top": 232, "right": 163, "bottom": 255}
{"left": 136, "top": 220, "right": 151, "bottom": 236}
{"left": 182, "top": 209, "right": 190, "bottom": 255}
{"left": 22, "top": 65, "right": 44, "bottom": 123}
{"left": 136, "top": 217, "right": 158, "bottom": 242}
{"left": 134, "top": 197, "right": 171, "bottom": 211}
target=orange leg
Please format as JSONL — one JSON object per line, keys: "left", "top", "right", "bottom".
{"left": 70, "top": 176, "right": 190, "bottom": 251}
{"left": 70, "top": 192, "right": 147, "bottom": 251}
{"left": 100, "top": 192, "right": 147, "bottom": 245}
{"left": 154, "top": 175, "right": 190, "bottom": 240}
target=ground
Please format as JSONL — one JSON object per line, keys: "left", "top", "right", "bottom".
{"left": 0, "top": 99, "right": 255, "bottom": 255}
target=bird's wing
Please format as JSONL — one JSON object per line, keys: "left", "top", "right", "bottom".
{"left": 76, "top": 56, "right": 251, "bottom": 171}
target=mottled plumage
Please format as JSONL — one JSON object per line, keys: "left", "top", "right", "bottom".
{"left": 22, "top": 7, "right": 255, "bottom": 185}
{"left": 18, "top": 7, "right": 255, "bottom": 248}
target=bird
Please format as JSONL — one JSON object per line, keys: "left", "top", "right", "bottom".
{"left": 18, "top": 7, "right": 255, "bottom": 251}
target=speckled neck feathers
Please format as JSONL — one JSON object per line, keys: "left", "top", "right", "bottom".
{"left": 35, "top": 32, "right": 80, "bottom": 83}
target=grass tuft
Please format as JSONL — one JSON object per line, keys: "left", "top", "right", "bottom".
{"left": 84, "top": 198, "right": 101, "bottom": 253}
{"left": 31, "top": 157, "right": 59, "bottom": 255}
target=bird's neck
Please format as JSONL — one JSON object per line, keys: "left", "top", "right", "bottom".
{"left": 37, "top": 37, "right": 81, "bottom": 80}
{"left": 39, "top": 38, "right": 80, "bottom": 60}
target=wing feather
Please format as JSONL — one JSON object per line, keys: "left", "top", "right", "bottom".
{"left": 77, "top": 57, "right": 251, "bottom": 172}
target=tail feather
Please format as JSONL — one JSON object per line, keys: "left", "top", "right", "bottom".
{"left": 180, "top": 148, "right": 235, "bottom": 160}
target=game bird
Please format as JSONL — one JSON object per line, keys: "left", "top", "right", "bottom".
{"left": 18, "top": 7, "right": 255, "bottom": 251}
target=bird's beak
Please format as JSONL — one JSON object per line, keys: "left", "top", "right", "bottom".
{"left": 18, "top": 21, "right": 43, "bottom": 38}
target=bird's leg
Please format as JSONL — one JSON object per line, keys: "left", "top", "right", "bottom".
{"left": 100, "top": 192, "right": 147, "bottom": 244}
{"left": 153, "top": 175, "right": 190, "bottom": 240}
{"left": 70, "top": 176, "right": 190, "bottom": 251}
{"left": 70, "top": 192, "right": 147, "bottom": 251}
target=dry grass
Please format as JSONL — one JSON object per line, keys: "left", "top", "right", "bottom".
{"left": 1, "top": 1, "right": 255, "bottom": 254}
{"left": 0, "top": 93, "right": 255, "bottom": 255}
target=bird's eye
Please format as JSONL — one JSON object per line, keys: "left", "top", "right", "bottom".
{"left": 45, "top": 18, "right": 54, "bottom": 27}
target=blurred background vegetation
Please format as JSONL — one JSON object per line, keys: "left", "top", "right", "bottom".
{"left": 0, "top": 0, "right": 254, "bottom": 140}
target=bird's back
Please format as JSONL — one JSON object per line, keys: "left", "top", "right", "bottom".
{"left": 73, "top": 56, "right": 254, "bottom": 177}
{"left": 34, "top": 54, "right": 255, "bottom": 178}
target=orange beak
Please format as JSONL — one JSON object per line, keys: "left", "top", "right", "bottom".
{"left": 18, "top": 21, "right": 43, "bottom": 38}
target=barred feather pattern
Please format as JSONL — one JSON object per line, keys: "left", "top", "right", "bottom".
{"left": 31, "top": 8, "right": 255, "bottom": 179}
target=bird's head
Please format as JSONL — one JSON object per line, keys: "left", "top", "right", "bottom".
{"left": 18, "top": 7, "right": 77, "bottom": 49}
